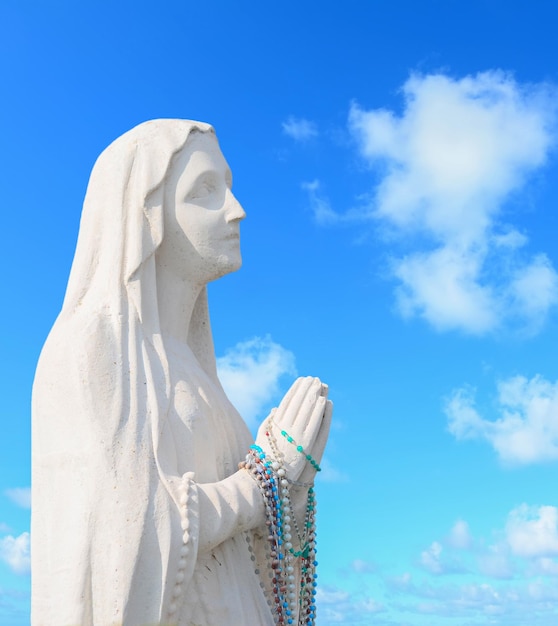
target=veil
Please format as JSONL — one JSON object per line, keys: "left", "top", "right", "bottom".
{"left": 32, "top": 119, "right": 219, "bottom": 624}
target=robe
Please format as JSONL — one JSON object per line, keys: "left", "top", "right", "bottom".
{"left": 32, "top": 119, "right": 275, "bottom": 625}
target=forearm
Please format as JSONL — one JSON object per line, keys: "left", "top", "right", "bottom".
{"left": 196, "top": 469, "right": 265, "bottom": 553}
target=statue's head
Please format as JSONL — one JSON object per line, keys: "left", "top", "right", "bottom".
{"left": 58, "top": 119, "right": 240, "bottom": 375}
{"left": 156, "top": 129, "right": 246, "bottom": 286}
{"left": 64, "top": 119, "right": 246, "bottom": 314}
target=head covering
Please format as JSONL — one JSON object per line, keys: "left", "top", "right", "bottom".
{"left": 32, "top": 120, "right": 217, "bottom": 624}
{"left": 63, "top": 118, "right": 217, "bottom": 374}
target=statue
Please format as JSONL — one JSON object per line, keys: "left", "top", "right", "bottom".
{"left": 32, "top": 119, "right": 332, "bottom": 625}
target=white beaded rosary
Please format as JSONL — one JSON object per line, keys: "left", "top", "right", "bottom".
{"left": 239, "top": 417, "right": 320, "bottom": 626}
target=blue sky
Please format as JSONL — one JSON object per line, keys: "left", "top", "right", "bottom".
{"left": 2, "top": 1, "right": 558, "bottom": 624}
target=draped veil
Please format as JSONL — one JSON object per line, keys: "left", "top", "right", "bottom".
{"left": 32, "top": 120, "right": 226, "bottom": 625}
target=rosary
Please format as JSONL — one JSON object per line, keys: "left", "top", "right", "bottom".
{"left": 239, "top": 417, "right": 321, "bottom": 626}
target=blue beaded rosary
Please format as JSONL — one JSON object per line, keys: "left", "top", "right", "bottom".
{"left": 279, "top": 429, "right": 321, "bottom": 473}
{"left": 240, "top": 418, "right": 319, "bottom": 626}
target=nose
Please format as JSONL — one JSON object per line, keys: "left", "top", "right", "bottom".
{"left": 225, "top": 189, "right": 246, "bottom": 223}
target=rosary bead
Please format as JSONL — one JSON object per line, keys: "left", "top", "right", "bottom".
{"left": 243, "top": 432, "right": 319, "bottom": 625}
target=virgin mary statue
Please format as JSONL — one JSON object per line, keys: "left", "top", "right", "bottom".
{"left": 32, "top": 119, "right": 331, "bottom": 626}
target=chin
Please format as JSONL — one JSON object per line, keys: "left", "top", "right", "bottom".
{"left": 226, "top": 254, "right": 243, "bottom": 274}
{"left": 209, "top": 254, "right": 242, "bottom": 281}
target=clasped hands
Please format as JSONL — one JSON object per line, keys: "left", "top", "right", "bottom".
{"left": 255, "top": 376, "right": 332, "bottom": 486}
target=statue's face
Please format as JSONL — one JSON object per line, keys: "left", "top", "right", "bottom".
{"left": 160, "top": 131, "right": 246, "bottom": 283}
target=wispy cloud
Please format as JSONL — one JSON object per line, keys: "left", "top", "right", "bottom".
{"left": 446, "top": 374, "right": 558, "bottom": 465}
{"left": 0, "top": 532, "right": 30, "bottom": 575}
{"left": 5, "top": 487, "right": 31, "bottom": 509}
{"left": 302, "top": 179, "right": 369, "bottom": 226}
{"left": 348, "top": 71, "right": 558, "bottom": 334}
{"left": 398, "top": 512, "right": 558, "bottom": 620}
{"left": 417, "top": 509, "right": 558, "bottom": 583}
{"left": 477, "top": 543, "right": 515, "bottom": 579}
{"left": 301, "top": 180, "right": 340, "bottom": 225}
{"left": 317, "top": 585, "right": 384, "bottom": 625}
{"left": 447, "top": 519, "right": 473, "bottom": 550}
{"left": 282, "top": 116, "right": 318, "bottom": 142}
{"left": 351, "top": 558, "right": 376, "bottom": 574}
{"left": 217, "top": 335, "right": 296, "bottom": 429}
{"left": 528, "top": 557, "right": 558, "bottom": 577}
{"left": 387, "top": 574, "right": 558, "bottom": 622}
{"left": 506, "top": 504, "right": 558, "bottom": 558}
{"left": 419, "top": 540, "right": 468, "bottom": 576}
{"left": 420, "top": 541, "right": 445, "bottom": 574}
{"left": 326, "top": 512, "right": 558, "bottom": 624}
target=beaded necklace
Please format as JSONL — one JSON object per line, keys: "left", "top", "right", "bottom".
{"left": 239, "top": 419, "right": 318, "bottom": 625}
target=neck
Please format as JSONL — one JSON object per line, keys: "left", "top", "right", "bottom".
{"left": 156, "top": 263, "right": 204, "bottom": 348}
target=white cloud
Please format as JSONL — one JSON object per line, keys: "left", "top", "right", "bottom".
{"left": 316, "top": 585, "right": 384, "bottom": 624}
{"left": 0, "top": 532, "right": 30, "bottom": 575}
{"left": 382, "top": 511, "right": 558, "bottom": 622}
{"left": 302, "top": 179, "right": 369, "bottom": 226}
{"left": 477, "top": 543, "right": 515, "bottom": 579}
{"left": 417, "top": 512, "right": 558, "bottom": 583}
{"left": 317, "top": 587, "right": 351, "bottom": 604}
{"left": 419, "top": 540, "right": 468, "bottom": 576}
{"left": 217, "top": 335, "right": 296, "bottom": 428}
{"left": 421, "top": 541, "right": 444, "bottom": 574}
{"left": 509, "top": 254, "right": 558, "bottom": 330}
{"left": 301, "top": 180, "right": 342, "bottom": 225}
{"left": 394, "top": 245, "right": 496, "bottom": 333}
{"left": 388, "top": 576, "right": 558, "bottom": 621}
{"left": 446, "top": 375, "right": 558, "bottom": 465}
{"left": 351, "top": 558, "right": 376, "bottom": 574}
{"left": 447, "top": 519, "right": 473, "bottom": 550}
{"left": 506, "top": 504, "right": 558, "bottom": 558}
{"left": 349, "top": 71, "right": 558, "bottom": 334}
{"left": 528, "top": 557, "right": 558, "bottom": 576}
{"left": 358, "top": 598, "right": 384, "bottom": 613}
{"left": 417, "top": 520, "right": 509, "bottom": 581}
{"left": 282, "top": 116, "right": 318, "bottom": 142}
{"left": 5, "top": 487, "right": 31, "bottom": 509}
{"left": 389, "top": 571, "right": 412, "bottom": 590}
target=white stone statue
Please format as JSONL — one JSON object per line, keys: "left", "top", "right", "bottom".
{"left": 32, "top": 119, "right": 332, "bottom": 626}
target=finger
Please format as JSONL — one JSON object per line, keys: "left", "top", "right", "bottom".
{"left": 275, "top": 376, "right": 318, "bottom": 430}
{"left": 265, "top": 378, "right": 304, "bottom": 431}
{"left": 271, "top": 393, "right": 323, "bottom": 477}
{"left": 299, "top": 396, "right": 327, "bottom": 453}
{"left": 274, "top": 378, "right": 304, "bottom": 414}
{"left": 298, "top": 399, "right": 332, "bottom": 484}
{"left": 312, "top": 399, "right": 332, "bottom": 463}
{"left": 290, "top": 377, "right": 322, "bottom": 424}
{"left": 285, "top": 395, "right": 326, "bottom": 468}
{"left": 298, "top": 391, "right": 326, "bottom": 447}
